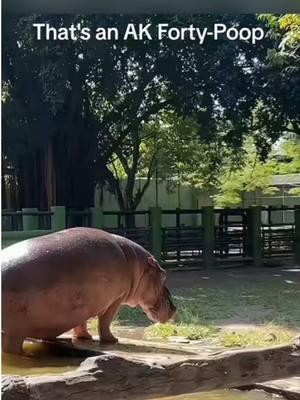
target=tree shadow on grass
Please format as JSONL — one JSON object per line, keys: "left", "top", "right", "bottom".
{"left": 114, "top": 283, "right": 300, "bottom": 330}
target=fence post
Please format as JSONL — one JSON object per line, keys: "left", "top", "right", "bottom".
{"left": 51, "top": 206, "right": 66, "bottom": 231}
{"left": 149, "top": 206, "right": 162, "bottom": 262}
{"left": 295, "top": 206, "right": 300, "bottom": 264}
{"left": 202, "top": 206, "right": 215, "bottom": 268}
{"left": 22, "top": 208, "right": 39, "bottom": 231}
{"left": 90, "top": 207, "right": 104, "bottom": 229}
{"left": 249, "top": 205, "right": 263, "bottom": 267}
{"left": 245, "top": 208, "right": 252, "bottom": 258}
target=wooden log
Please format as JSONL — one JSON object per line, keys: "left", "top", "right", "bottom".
{"left": 2, "top": 336, "right": 300, "bottom": 400}
{"left": 240, "top": 377, "right": 300, "bottom": 400}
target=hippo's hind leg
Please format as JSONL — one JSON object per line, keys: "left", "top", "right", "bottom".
{"left": 73, "top": 322, "right": 93, "bottom": 340}
{"left": 2, "top": 332, "right": 24, "bottom": 355}
{"left": 98, "top": 299, "right": 122, "bottom": 344}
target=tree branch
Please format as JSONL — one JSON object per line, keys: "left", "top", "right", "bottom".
{"left": 133, "top": 152, "right": 156, "bottom": 209}
{"left": 102, "top": 166, "right": 125, "bottom": 210}
{"left": 125, "top": 132, "right": 141, "bottom": 209}
{"left": 100, "top": 99, "right": 169, "bottom": 163}
{"left": 114, "top": 149, "right": 130, "bottom": 176}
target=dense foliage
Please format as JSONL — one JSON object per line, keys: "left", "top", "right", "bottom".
{"left": 2, "top": 14, "right": 299, "bottom": 211}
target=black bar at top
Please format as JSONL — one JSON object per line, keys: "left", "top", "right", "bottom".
{"left": 2, "top": 0, "right": 300, "bottom": 14}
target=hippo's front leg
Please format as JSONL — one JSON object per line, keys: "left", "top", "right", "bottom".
{"left": 98, "top": 298, "right": 122, "bottom": 344}
{"left": 73, "top": 322, "right": 93, "bottom": 340}
{"left": 2, "top": 332, "right": 25, "bottom": 355}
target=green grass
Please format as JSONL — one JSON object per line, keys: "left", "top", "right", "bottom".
{"left": 219, "top": 326, "right": 296, "bottom": 348}
{"left": 145, "top": 322, "right": 219, "bottom": 340}
{"left": 87, "top": 282, "right": 300, "bottom": 348}
{"left": 170, "top": 285, "right": 300, "bottom": 327}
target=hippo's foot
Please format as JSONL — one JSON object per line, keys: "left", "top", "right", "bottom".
{"left": 73, "top": 324, "right": 93, "bottom": 341}
{"left": 73, "top": 333, "right": 93, "bottom": 341}
{"left": 100, "top": 334, "right": 119, "bottom": 344}
{"left": 2, "top": 333, "right": 24, "bottom": 355}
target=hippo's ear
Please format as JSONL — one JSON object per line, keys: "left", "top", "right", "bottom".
{"left": 147, "top": 256, "right": 157, "bottom": 268}
{"left": 147, "top": 257, "right": 166, "bottom": 283}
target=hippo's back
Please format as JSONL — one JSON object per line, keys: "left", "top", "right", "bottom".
{"left": 2, "top": 228, "right": 126, "bottom": 293}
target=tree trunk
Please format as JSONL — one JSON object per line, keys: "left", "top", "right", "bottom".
{"left": 11, "top": 171, "right": 19, "bottom": 210}
{"left": 17, "top": 155, "right": 37, "bottom": 208}
{"left": 44, "top": 142, "right": 56, "bottom": 209}
{"left": 53, "top": 132, "right": 68, "bottom": 207}
{"left": 15, "top": 148, "right": 106, "bottom": 211}
{"left": 14, "top": 151, "right": 48, "bottom": 210}
{"left": 2, "top": 337, "right": 300, "bottom": 400}
{"left": 2, "top": 170, "right": 7, "bottom": 209}
{"left": 68, "top": 161, "right": 95, "bottom": 209}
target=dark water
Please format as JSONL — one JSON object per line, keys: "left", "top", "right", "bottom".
{"left": 2, "top": 341, "right": 88, "bottom": 376}
{"left": 158, "top": 391, "right": 283, "bottom": 400}
{"left": 2, "top": 342, "right": 284, "bottom": 400}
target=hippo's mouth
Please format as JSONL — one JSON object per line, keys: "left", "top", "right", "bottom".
{"left": 142, "top": 307, "right": 157, "bottom": 322}
{"left": 140, "top": 287, "right": 176, "bottom": 324}
{"left": 143, "top": 304, "right": 176, "bottom": 324}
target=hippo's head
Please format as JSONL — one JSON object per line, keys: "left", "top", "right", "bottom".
{"left": 137, "top": 257, "right": 176, "bottom": 323}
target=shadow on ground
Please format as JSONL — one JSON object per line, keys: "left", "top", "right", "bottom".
{"left": 114, "top": 266, "right": 300, "bottom": 330}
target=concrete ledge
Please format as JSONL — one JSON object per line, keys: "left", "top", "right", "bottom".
{"left": 2, "top": 336, "right": 300, "bottom": 400}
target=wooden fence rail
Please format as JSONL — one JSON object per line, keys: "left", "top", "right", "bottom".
{"left": 2, "top": 206, "right": 300, "bottom": 268}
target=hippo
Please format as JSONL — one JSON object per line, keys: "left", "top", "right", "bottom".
{"left": 1, "top": 228, "right": 176, "bottom": 354}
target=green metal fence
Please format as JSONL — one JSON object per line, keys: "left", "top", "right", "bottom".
{"left": 104, "top": 210, "right": 151, "bottom": 251}
{"left": 161, "top": 209, "right": 204, "bottom": 267}
{"left": 2, "top": 206, "right": 300, "bottom": 268}
{"left": 2, "top": 209, "right": 53, "bottom": 231}
{"left": 262, "top": 219, "right": 295, "bottom": 258}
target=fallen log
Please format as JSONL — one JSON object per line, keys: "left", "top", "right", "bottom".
{"left": 2, "top": 336, "right": 300, "bottom": 400}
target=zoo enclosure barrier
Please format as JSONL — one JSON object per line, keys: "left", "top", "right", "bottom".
{"left": 2, "top": 206, "right": 300, "bottom": 268}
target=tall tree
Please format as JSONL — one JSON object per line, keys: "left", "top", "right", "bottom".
{"left": 104, "top": 112, "right": 201, "bottom": 213}
{"left": 251, "top": 14, "right": 300, "bottom": 158}
{"left": 4, "top": 14, "right": 299, "bottom": 211}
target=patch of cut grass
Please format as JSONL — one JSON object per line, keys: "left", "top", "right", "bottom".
{"left": 145, "top": 323, "right": 219, "bottom": 340}
{"left": 219, "top": 326, "right": 297, "bottom": 348}
{"left": 87, "top": 318, "right": 98, "bottom": 334}
{"left": 145, "top": 323, "right": 297, "bottom": 348}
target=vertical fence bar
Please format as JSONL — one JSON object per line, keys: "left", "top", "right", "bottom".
{"left": 245, "top": 208, "right": 252, "bottom": 258}
{"left": 202, "top": 206, "right": 214, "bottom": 268}
{"left": 295, "top": 206, "right": 300, "bottom": 264}
{"left": 118, "top": 214, "right": 122, "bottom": 228}
{"left": 51, "top": 206, "right": 66, "bottom": 231}
{"left": 268, "top": 206, "right": 272, "bottom": 225}
{"left": 268, "top": 206, "right": 273, "bottom": 256}
{"left": 176, "top": 208, "right": 180, "bottom": 262}
{"left": 84, "top": 208, "right": 91, "bottom": 226}
{"left": 90, "top": 207, "right": 104, "bottom": 229}
{"left": 249, "top": 205, "right": 263, "bottom": 267}
{"left": 149, "top": 206, "right": 162, "bottom": 262}
{"left": 22, "top": 208, "right": 38, "bottom": 230}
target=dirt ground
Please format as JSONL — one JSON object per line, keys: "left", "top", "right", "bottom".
{"left": 165, "top": 265, "right": 300, "bottom": 331}
{"left": 167, "top": 265, "right": 300, "bottom": 290}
